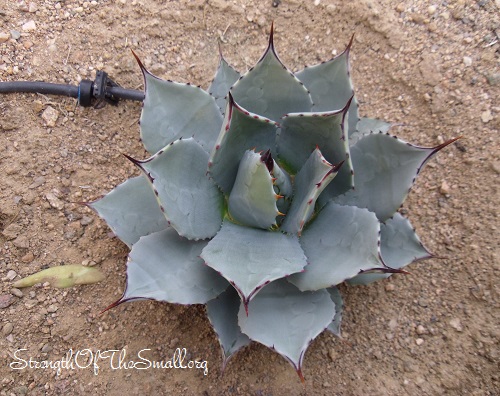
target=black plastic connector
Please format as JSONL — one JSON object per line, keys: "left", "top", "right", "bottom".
{"left": 0, "top": 70, "right": 145, "bottom": 108}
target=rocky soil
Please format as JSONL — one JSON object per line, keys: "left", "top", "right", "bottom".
{"left": 0, "top": 0, "right": 499, "bottom": 395}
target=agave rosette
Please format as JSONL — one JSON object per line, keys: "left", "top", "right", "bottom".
{"left": 89, "top": 26, "right": 457, "bottom": 380}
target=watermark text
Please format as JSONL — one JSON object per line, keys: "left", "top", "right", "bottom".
{"left": 10, "top": 347, "right": 208, "bottom": 376}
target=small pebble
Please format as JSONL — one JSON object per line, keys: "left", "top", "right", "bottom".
{"left": 45, "top": 192, "right": 64, "bottom": 210}
{"left": 0, "top": 294, "right": 15, "bottom": 309}
{"left": 21, "top": 252, "right": 35, "bottom": 263}
{"left": 13, "top": 235, "right": 30, "bottom": 249}
{"left": 80, "top": 216, "right": 94, "bottom": 226}
{"left": 22, "top": 20, "right": 36, "bottom": 31}
{"left": 10, "top": 288, "right": 23, "bottom": 298}
{"left": 6, "top": 270, "right": 17, "bottom": 281}
{"left": 410, "top": 13, "right": 425, "bottom": 24}
{"left": 428, "top": 5, "right": 437, "bottom": 15}
{"left": 0, "top": 32, "right": 9, "bottom": 43}
{"left": 2, "top": 322, "right": 14, "bottom": 336}
{"left": 449, "top": 318, "right": 463, "bottom": 332}
{"left": 418, "top": 299, "right": 428, "bottom": 308}
{"left": 440, "top": 181, "right": 451, "bottom": 195}
{"left": 481, "top": 110, "right": 493, "bottom": 123}
{"left": 416, "top": 325, "right": 426, "bottom": 335}
{"left": 29, "top": 176, "right": 45, "bottom": 189}
{"left": 486, "top": 73, "right": 500, "bottom": 86}
{"left": 10, "top": 30, "right": 21, "bottom": 40}
{"left": 17, "top": 1, "right": 29, "bottom": 11}
{"left": 41, "top": 106, "right": 59, "bottom": 127}
{"left": 389, "top": 319, "right": 398, "bottom": 330}
{"left": 385, "top": 283, "right": 395, "bottom": 291}
{"left": 28, "top": 2, "right": 38, "bottom": 12}
{"left": 463, "top": 57, "right": 472, "bottom": 67}
{"left": 416, "top": 338, "right": 424, "bottom": 346}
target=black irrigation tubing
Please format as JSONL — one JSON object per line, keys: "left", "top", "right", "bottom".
{"left": 0, "top": 70, "right": 145, "bottom": 107}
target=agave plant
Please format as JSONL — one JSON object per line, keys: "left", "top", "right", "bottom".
{"left": 88, "top": 25, "right": 458, "bottom": 381}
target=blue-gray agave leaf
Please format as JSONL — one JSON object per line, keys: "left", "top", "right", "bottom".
{"left": 281, "top": 148, "right": 342, "bottom": 235}
{"left": 238, "top": 279, "right": 336, "bottom": 382}
{"left": 330, "top": 133, "right": 461, "bottom": 221}
{"left": 295, "top": 36, "right": 359, "bottom": 137}
{"left": 230, "top": 25, "right": 313, "bottom": 122}
{"left": 137, "top": 56, "right": 223, "bottom": 154}
{"left": 117, "top": 228, "right": 228, "bottom": 305}
{"left": 277, "top": 98, "right": 353, "bottom": 198}
{"left": 208, "top": 94, "right": 278, "bottom": 194}
{"left": 88, "top": 175, "right": 169, "bottom": 247}
{"left": 349, "top": 117, "right": 391, "bottom": 146}
{"left": 208, "top": 49, "right": 240, "bottom": 114}
{"left": 206, "top": 287, "right": 251, "bottom": 371}
{"left": 349, "top": 213, "right": 433, "bottom": 285}
{"left": 126, "top": 138, "right": 223, "bottom": 240}
{"left": 228, "top": 150, "right": 280, "bottom": 229}
{"left": 201, "top": 220, "right": 307, "bottom": 313}
{"left": 288, "top": 203, "right": 385, "bottom": 291}
{"left": 326, "top": 287, "right": 343, "bottom": 338}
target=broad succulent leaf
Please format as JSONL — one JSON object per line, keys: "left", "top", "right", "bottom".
{"left": 88, "top": 176, "right": 169, "bottom": 247}
{"left": 208, "top": 51, "right": 240, "bottom": 114}
{"left": 326, "top": 287, "right": 343, "bottom": 337}
{"left": 231, "top": 26, "right": 313, "bottom": 122}
{"left": 228, "top": 150, "right": 280, "bottom": 229}
{"left": 349, "top": 213, "right": 433, "bottom": 285}
{"left": 208, "top": 94, "right": 278, "bottom": 194}
{"left": 206, "top": 287, "right": 251, "bottom": 369}
{"left": 120, "top": 228, "right": 228, "bottom": 305}
{"left": 296, "top": 38, "right": 359, "bottom": 136}
{"left": 349, "top": 117, "right": 391, "bottom": 145}
{"left": 330, "top": 133, "right": 460, "bottom": 221}
{"left": 238, "top": 279, "right": 335, "bottom": 382}
{"left": 139, "top": 61, "right": 223, "bottom": 154}
{"left": 288, "top": 203, "right": 384, "bottom": 291}
{"left": 277, "top": 100, "right": 353, "bottom": 197}
{"left": 381, "top": 213, "right": 433, "bottom": 268}
{"left": 127, "top": 138, "right": 223, "bottom": 240}
{"left": 281, "top": 148, "right": 342, "bottom": 235}
{"left": 200, "top": 220, "right": 307, "bottom": 311}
